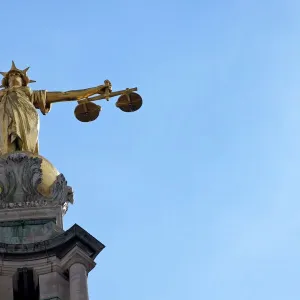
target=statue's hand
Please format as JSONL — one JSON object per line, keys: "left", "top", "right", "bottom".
{"left": 97, "top": 80, "right": 112, "bottom": 95}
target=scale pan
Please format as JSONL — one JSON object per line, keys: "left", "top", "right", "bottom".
{"left": 116, "top": 92, "right": 142, "bottom": 112}
{"left": 74, "top": 102, "right": 101, "bottom": 122}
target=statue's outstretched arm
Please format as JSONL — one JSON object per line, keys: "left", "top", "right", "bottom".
{"left": 46, "top": 81, "right": 111, "bottom": 104}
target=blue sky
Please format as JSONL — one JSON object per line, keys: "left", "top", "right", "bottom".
{"left": 1, "top": 0, "right": 300, "bottom": 299}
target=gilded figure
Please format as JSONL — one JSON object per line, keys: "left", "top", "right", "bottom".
{"left": 0, "top": 61, "right": 112, "bottom": 155}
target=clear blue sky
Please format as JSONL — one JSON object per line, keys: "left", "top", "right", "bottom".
{"left": 1, "top": 0, "right": 300, "bottom": 299}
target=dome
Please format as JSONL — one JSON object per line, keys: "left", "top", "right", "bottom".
{"left": 0, "top": 151, "right": 60, "bottom": 198}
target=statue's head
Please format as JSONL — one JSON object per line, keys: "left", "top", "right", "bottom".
{"left": 7, "top": 71, "right": 23, "bottom": 88}
{"left": 0, "top": 61, "right": 36, "bottom": 88}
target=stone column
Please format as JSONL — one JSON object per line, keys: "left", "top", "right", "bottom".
{"left": 69, "top": 263, "right": 89, "bottom": 300}
{"left": 61, "top": 246, "right": 96, "bottom": 300}
{"left": 0, "top": 276, "right": 13, "bottom": 300}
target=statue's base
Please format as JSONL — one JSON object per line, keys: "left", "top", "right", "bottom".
{"left": 0, "top": 152, "right": 73, "bottom": 240}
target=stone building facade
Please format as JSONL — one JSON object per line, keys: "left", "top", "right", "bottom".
{"left": 0, "top": 152, "right": 104, "bottom": 300}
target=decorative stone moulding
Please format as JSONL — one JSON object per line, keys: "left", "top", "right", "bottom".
{"left": 0, "top": 224, "right": 105, "bottom": 261}
{"left": 0, "top": 152, "right": 73, "bottom": 213}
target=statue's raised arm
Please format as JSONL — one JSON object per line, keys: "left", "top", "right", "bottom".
{"left": 0, "top": 61, "right": 142, "bottom": 156}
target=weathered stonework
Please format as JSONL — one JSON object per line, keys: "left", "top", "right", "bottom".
{"left": 0, "top": 224, "right": 104, "bottom": 300}
{"left": 0, "top": 219, "right": 64, "bottom": 244}
{"left": 0, "top": 224, "right": 104, "bottom": 261}
{"left": 0, "top": 152, "right": 73, "bottom": 215}
{"left": 0, "top": 152, "right": 104, "bottom": 300}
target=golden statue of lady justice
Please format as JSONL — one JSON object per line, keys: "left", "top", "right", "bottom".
{"left": 0, "top": 61, "right": 142, "bottom": 155}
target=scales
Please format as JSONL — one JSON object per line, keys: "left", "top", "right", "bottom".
{"left": 74, "top": 86, "right": 143, "bottom": 122}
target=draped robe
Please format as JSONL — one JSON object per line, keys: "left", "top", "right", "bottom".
{"left": 0, "top": 86, "right": 50, "bottom": 155}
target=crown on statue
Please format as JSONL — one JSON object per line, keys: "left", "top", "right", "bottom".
{"left": 0, "top": 61, "right": 36, "bottom": 88}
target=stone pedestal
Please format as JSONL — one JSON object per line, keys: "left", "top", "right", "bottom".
{"left": 0, "top": 152, "right": 105, "bottom": 300}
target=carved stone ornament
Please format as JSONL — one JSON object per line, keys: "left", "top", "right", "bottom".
{"left": 0, "top": 152, "right": 73, "bottom": 211}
